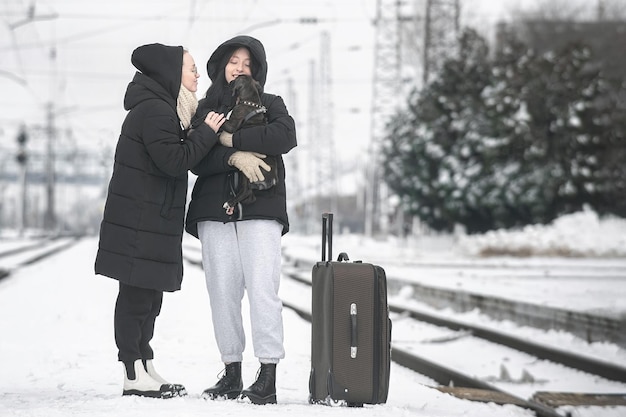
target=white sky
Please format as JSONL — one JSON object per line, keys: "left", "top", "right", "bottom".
{"left": 0, "top": 0, "right": 524, "bottom": 154}
{"left": 0, "top": 0, "right": 596, "bottom": 198}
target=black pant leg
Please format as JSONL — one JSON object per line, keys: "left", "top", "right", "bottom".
{"left": 139, "top": 290, "right": 163, "bottom": 360}
{"left": 114, "top": 282, "right": 161, "bottom": 364}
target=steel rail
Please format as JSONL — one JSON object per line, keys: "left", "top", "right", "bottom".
{"left": 0, "top": 237, "right": 81, "bottom": 282}
{"left": 281, "top": 266, "right": 626, "bottom": 383}
{"left": 181, "top": 254, "right": 626, "bottom": 415}
{"left": 281, "top": 290, "right": 563, "bottom": 417}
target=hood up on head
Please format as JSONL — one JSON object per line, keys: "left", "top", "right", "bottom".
{"left": 206, "top": 35, "right": 268, "bottom": 87}
{"left": 131, "top": 43, "right": 184, "bottom": 100}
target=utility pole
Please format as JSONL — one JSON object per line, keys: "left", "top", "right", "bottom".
{"left": 317, "top": 31, "right": 337, "bottom": 216}
{"left": 43, "top": 100, "right": 56, "bottom": 231}
{"left": 306, "top": 32, "right": 336, "bottom": 232}
{"left": 284, "top": 75, "right": 303, "bottom": 232}
{"left": 422, "top": 0, "right": 461, "bottom": 84}
{"left": 8, "top": 5, "right": 59, "bottom": 232}
{"left": 597, "top": 0, "right": 606, "bottom": 20}
{"left": 44, "top": 44, "right": 59, "bottom": 232}
{"left": 365, "top": 0, "right": 404, "bottom": 237}
{"left": 16, "top": 125, "right": 29, "bottom": 236}
{"left": 307, "top": 59, "right": 318, "bottom": 233}
{"left": 366, "top": 0, "right": 458, "bottom": 236}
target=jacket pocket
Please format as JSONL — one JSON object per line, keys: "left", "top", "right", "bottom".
{"left": 160, "top": 179, "right": 176, "bottom": 219}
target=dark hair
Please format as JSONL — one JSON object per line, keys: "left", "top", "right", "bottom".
{"left": 202, "top": 46, "right": 258, "bottom": 114}
{"left": 202, "top": 70, "right": 228, "bottom": 112}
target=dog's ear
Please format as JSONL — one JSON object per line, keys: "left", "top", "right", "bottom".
{"left": 253, "top": 79, "right": 263, "bottom": 95}
{"left": 231, "top": 77, "right": 244, "bottom": 97}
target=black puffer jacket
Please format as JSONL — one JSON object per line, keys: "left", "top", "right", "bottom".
{"left": 185, "top": 36, "right": 297, "bottom": 238}
{"left": 95, "top": 43, "right": 217, "bottom": 292}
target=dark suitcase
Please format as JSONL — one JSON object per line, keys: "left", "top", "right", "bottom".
{"left": 308, "top": 213, "right": 391, "bottom": 406}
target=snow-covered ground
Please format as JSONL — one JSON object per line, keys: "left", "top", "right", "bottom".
{"left": 282, "top": 210, "right": 626, "bottom": 319}
{"left": 0, "top": 210, "right": 625, "bottom": 417}
{"left": 458, "top": 209, "right": 626, "bottom": 258}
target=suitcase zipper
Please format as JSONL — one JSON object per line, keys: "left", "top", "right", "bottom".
{"left": 372, "top": 265, "right": 381, "bottom": 403}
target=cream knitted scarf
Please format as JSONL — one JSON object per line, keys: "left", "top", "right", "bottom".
{"left": 176, "top": 84, "right": 198, "bottom": 130}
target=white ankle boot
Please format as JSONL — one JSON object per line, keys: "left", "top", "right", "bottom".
{"left": 145, "top": 359, "right": 187, "bottom": 395}
{"left": 122, "top": 359, "right": 185, "bottom": 398}
{"left": 145, "top": 359, "right": 168, "bottom": 384}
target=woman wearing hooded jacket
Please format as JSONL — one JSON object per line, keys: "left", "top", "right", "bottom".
{"left": 185, "top": 35, "right": 297, "bottom": 405}
{"left": 95, "top": 43, "right": 259, "bottom": 398}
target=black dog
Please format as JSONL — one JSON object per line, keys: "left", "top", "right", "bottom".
{"left": 222, "top": 75, "right": 266, "bottom": 133}
{"left": 222, "top": 75, "right": 277, "bottom": 215}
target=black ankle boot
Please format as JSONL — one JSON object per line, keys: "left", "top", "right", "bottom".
{"left": 240, "top": 363, "right": 276, "bottom": 405}
{"left": 202, "top": 362, "right": 242, "bottom": 400}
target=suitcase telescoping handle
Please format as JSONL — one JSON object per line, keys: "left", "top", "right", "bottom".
{"left": 321, "top": 212, "right": 333, "bottom": 262}
{"left": 322, "top": 213, "right": 351, "bottom": 263}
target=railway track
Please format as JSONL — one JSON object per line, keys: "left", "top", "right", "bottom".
{"left": 282, "top": 245, "right": 626, "bottom": 347}
{"left": 182, "top": 242, "right": 626, "bottom": 416}
{"left": 281, "top": 261, "right": 626, "bottom": 416}
{"left": 283, "top": 265, "right": 626, "bottom": 383}
{"left": 0, "top": 236, "right": 81, "bottom": 281}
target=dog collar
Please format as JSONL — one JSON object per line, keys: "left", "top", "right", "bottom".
{"left": 240, "top": 100, "right": 266, "bottom": 111}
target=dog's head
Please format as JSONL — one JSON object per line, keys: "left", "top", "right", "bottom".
{"left": 230, "top": 75, "right": 263, "bottom": 104}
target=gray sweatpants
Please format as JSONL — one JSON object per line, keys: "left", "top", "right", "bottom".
{"left": 197, "top": 219, "right": 285, "bottom": 364}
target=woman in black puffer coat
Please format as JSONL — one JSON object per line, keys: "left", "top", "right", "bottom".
{"left": 94, "top": 43, "right": 231, "bottom": 399}
{"left": 185, "top": 35, "right": 297, "bottom": 405}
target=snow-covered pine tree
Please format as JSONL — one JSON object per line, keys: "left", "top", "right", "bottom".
{"left": 521, "top": 41, "right": 626, "bottom": 222}
{"left": 382, "top": 28, "right": 493, "bottom": 232}
{"left": 382, "top": 29, "right": 626, "bottom": 234}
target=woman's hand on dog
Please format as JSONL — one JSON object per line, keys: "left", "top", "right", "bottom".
{"left": 204, "top": 111, "right": 225, "bottom": 133}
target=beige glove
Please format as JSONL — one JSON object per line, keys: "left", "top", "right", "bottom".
{"left": 219, "top": 131, "right": 233, "bottom": 147}
{"left": 228, "top": 151, "right": 271, "bottom": 183}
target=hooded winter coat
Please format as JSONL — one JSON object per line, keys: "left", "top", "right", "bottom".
{"left": 185, "top": 36, "right": 297, "bottom": 238}
{"left": 95, "top": 43, "right": 218, "bottom": 292}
